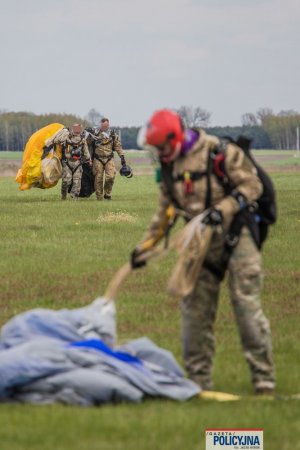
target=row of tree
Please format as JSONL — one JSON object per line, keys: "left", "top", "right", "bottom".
{"left": 0, "top": 107, "right": 300, "bottom": 151}
{"left": 242, "top": 108, "right": 300, "bottom": 150}
{"left": 0, "top": 111, "right": 89, "bottom": 151}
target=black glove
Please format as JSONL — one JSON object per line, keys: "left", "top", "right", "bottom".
{"left": 230, "top": 190, "right": 247, "bottom": 210}
{"left": 203, "top": 208, "right": 223, "bottom": 226}
{"left": 131, "top": 248, "right": 147, "bottom": 269}
{"left": 121, "top": 155, "right": 126, "bottom": 166}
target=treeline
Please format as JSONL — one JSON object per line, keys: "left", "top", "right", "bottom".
{"left": 0, "top": 112, "right": 89, "bottom": 151}
{"left": 241, "top": 108, "right": 300, "bottom": 150}
{"left": 119, "top": 124, "right": 274, "bottom": 149}
{"left": 206, "top": 126, "right": 272, "bottom": 149}
{"left": 1, "top": 109, "right": 300, "bottom": 151}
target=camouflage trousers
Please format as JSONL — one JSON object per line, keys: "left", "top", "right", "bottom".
{"left": 92, "top": 158, "right": 116, "bottom": 200}
{"left": 181, "top": 227, "right": 275, "bottom": 391}
{"left": 61, "top": 161, "right": 82, "bottom": 199}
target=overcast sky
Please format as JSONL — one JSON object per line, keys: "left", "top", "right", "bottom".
{"left": 0, "top": 0, "right": 299, "bottom": 127}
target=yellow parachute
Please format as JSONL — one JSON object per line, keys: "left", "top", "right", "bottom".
{"left": 16, "top": 123, "right": 64, "bottom": 191}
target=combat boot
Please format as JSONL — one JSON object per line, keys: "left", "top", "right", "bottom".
{"left": 255, "top": 386, "right": 275, "bottom": 396}
{"left": 190, "top": 375, "right": 213, "bottom": 391}
{"left": 254, "top": 381, "right": 275, "bottom": 396}
{"left": 104, "top": 194, "right": 111, "bottom": 200}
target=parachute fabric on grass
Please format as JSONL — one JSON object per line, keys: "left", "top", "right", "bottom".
{"left": 0, "top": 299, "right": 200, "bottom": 405}
{"left": 16, "top": 123, "right": 64, "bottom": 190}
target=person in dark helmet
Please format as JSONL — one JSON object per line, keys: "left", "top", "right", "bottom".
{"left": 131, "top": 109, "right": 275, "bottom": 395}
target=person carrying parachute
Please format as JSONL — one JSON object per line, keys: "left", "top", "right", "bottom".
{"left": 15, "top": 123, "right": 65, "bottom": 191}
{"left": 44, "top": 123, "right": 92, "bottom": 200}
{"left": 131, "top": 108, "right": 276, "bottom": 395}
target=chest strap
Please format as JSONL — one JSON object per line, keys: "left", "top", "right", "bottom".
{"left": 174, "top": 171, "right": 207, "bottom": 182}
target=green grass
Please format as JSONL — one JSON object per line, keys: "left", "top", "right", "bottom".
{"left": 252, "top": 150, "right": 296, "bottom": 156}
{"left": 0, "top": 151, "right": 23, "bottom": 159}
{"left": 0, "top": 173, "right": 300, "bottom": 449}
{"left": 0, "top": 150, "right": 149, "bottom": 161}
{"left": 267, "top": 157, "right": 300, "bottom": 167}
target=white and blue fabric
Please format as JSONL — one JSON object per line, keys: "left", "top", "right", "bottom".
{"left": 0, "top": 298, "right": 200, "bottom": 405}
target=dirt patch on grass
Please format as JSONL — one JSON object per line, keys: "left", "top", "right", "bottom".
{"left": 0, "top": 160, "right": 21, "bottom": 176}
{"left": 96, "top": 211, "right": 137, "bottom": 224}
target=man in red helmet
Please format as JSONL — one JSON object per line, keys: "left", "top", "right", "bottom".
{"left": 131, "top": 109, "right": 275, "bottom": 395}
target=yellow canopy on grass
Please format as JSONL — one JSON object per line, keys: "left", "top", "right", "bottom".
{"left": 16, "top": 123, "right": 64, "bottom": 190}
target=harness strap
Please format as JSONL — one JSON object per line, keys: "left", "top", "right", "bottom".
{"left": 63, "top": 160, "right": 82, "bottom": 174}
{"left": 94, "top": 153, "right": 114, "bottom": 166}
{"left": 71, "top": 163, "right": 82, "bottom": 175}
{"left": 174, "top": 171, "right": 207, "bottom": 182}
{"left": 66, "top": 137, "right": 84, "bottom": 147}
{"left": 93, "top": 130, "right": 116, "bottom": 148}
{"left": 63, "top": 160, "right": 83, "bottom": 194}
{"left": 205, "top": 150, "right": 214, "bottom": 209}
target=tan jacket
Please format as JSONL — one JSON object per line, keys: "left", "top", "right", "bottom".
{"left": 93, "top": 129, "right": 124, "bottom": 160}
{"left": 142, "top": 130, "right": 262, "bottom": 244}
{"left": 46, "top": 129, "right": 90, "bottom": 162}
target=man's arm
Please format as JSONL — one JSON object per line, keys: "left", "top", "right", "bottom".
{"left": 212, "top": 143, "right": 263, "bottom": 222}
{"left": 45, "top": 128, "right": 70, "bottom": 147}
{"left": 82, "top": 139, "right": 92, "bottom": 163}
{"left": 131, "top": 185, "right": 175, "bottom": 268}
{"left": 112, "top": 134, "right": 126, "bottom": 160}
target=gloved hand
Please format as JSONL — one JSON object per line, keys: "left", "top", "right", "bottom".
{"left": 230, "top": 190, "right": 247, "bottom": 210}
{"left": 131, "top": 247, "right": 147, "bottom": 269}
{"left": 202, "top": 208, "right": 223, "bottom": 226}
{"left": 120, "top": 155, "right": 126, "bottom": 166}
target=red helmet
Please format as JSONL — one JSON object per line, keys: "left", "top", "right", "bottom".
{"left": 145, "top": 109, "right": 184, "bottom": 163}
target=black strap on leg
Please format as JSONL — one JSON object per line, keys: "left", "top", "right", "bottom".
{"left": 63, "top": 161, "right": 82, "bottom": 193}
{"left": 94, "top": 153, "right": 114, "bottom": 167}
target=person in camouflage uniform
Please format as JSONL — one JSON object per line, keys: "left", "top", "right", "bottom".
{"left": 89, "top": 118, "right": 127, "bottom": 200}
{"left": 131, "top": 109, "right": 275, "bottom": 395}
{"left": 45, "top": 124, "right": 92, "bottom": 200}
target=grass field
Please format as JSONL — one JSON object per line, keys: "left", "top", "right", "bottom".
{"left": 2, "top": 148, "right": 300, "bottom": 169}
{"left": 0, "top": 166, "right": 300, "bottom": 449}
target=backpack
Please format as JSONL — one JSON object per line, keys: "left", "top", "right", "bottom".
{"left": 212, "top": 136, "right": 277, "bottom": 248}
{"left": 160, "top": 134, "right": 276, "bottom": 250}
